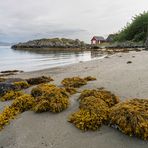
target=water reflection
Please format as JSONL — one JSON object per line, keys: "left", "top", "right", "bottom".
{"left": 0, "top": 46, "right": 105, "bottom": 72}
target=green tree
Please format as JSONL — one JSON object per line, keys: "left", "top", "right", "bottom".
{"left": 114, "top": 11, "right": 148, "bottom": 42}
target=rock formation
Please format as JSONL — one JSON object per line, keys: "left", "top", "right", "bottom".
{"left": 11, "top": 38, "right": 89, "bottom": 50}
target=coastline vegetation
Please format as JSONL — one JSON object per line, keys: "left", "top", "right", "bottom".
{"left": 114, "top": 11, "right": 148, "bottom": 43}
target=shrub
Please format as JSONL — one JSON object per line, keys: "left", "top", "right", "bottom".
{"left": 109, "top": 99, "right": 148, "bottom": 140}
{"left": 26, "top": 76, "right": 53, "bottom": 85}
{"left": 0, "top": 91, "right": 23, "bottom": 101}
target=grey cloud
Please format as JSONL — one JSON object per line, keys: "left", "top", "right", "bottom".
{"left": 0, "top": 0, "right": 147, "bottom": 43}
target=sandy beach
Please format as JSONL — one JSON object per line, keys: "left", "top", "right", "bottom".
{"left": 0, "top": 50, "right": 148, "bottom": 148}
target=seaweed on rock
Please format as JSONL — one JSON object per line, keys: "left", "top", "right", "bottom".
{"left": 109, "top": 99, "right": 148, "bottom": 140}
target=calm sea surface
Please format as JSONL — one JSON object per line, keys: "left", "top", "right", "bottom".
{"left": 0, "top": 46, "right": 105, "bottom": 72}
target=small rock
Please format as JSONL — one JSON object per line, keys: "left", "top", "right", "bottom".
{"left": 127, "top": 61, "right": 132, "bottom": 64}
{"left": 105, "top": 56, "right": 109, "bottom": 58}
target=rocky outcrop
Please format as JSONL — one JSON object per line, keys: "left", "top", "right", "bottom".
{"left": 11, "top": 38, "right": 89, "bottom": 49}
{"left": 105, "top": 41, "right": 144, "bottom": 49}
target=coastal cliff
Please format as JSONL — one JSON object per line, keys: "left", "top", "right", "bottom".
{"left": 11, "top": 38, "right": 90, "bottom": 50}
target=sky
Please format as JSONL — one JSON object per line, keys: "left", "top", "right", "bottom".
{"left": 0, "top": 0, "right": 147, "bottom": 43}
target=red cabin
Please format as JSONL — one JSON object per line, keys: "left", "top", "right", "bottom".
{"left": 91, "top": 36, "right": 105, "bottom": 45}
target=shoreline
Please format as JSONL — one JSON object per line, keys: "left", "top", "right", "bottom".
{"left": 0, "top": 50, "right": 148, "bottom": 148}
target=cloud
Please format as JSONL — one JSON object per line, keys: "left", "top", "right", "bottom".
{"left": 0, "top": 0, "right": 147, "bottom": 43}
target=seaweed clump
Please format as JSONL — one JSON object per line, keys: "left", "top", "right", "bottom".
{"left": 68, "top": 89, "right": 120, "bottom": 131}
{"left": 0, "top": 106, "right": 20, "bottom": 130}
{"left": 84, "top": 76, "right": 97, "bottom": 81}
{"left": 0, "top": 91, "right": 23, "bottom": 101}
{"left": 31, "top": 84, "right": 70, "bottom": 113}
{"left": 0, "top": 94, "right": 35, "bottom": 130}
{"left": 33, "top": 99, "right": 50, "bottom": 113}
{"left": 14, "top": 81, "right": 30, "bottom": 89}
{"left": 61, "top": 77, "right": 87, "bottom": 88}
{"left": 79, "top": 89, "right": 119, "bottom": 107}
{"left": 109, "top": 99, "right": 148, "bottom": 140}
{"left": 68, "top": 96, "right": 109, "bottom": 131}
{"left": 64, "top": 87, "right": 77, "bottom": 95}
{"left": 49, "top": 97, "right": 69, "bottom": 113}
{"left": 68, "top": 109, "right": 104, "bottom": 131}
{"left": 11, "top": 94, "right": 35, "bottom": 112}
{"left": 26, "top": 76, "right": 53, "bottom": 85}
{"left": 31, "top": 84, "right": 56, "bottom": 98}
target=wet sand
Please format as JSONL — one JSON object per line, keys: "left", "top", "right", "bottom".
{"left": 0, "top": 50, "right": 148, "bottom": 148}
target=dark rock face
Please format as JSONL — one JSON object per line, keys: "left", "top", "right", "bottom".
{"left": 11, "top": 38, "right": 89, "bottom": 49}
{"left": 5, "top": 78, "right": 25, "bottom": 83}
{"left": 0, "top": 83, "right": 18, "bottom": 96}
{"left": 105, "top": 41, "right": 144, "bottom": 49}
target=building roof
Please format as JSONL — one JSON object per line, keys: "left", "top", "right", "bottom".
{"left": 91, "top": 36, "right": 105, "bottom": 41}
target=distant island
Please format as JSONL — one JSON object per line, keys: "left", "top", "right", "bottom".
{"left": 11, "top": 38, "right": 90, "bottom": 50}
